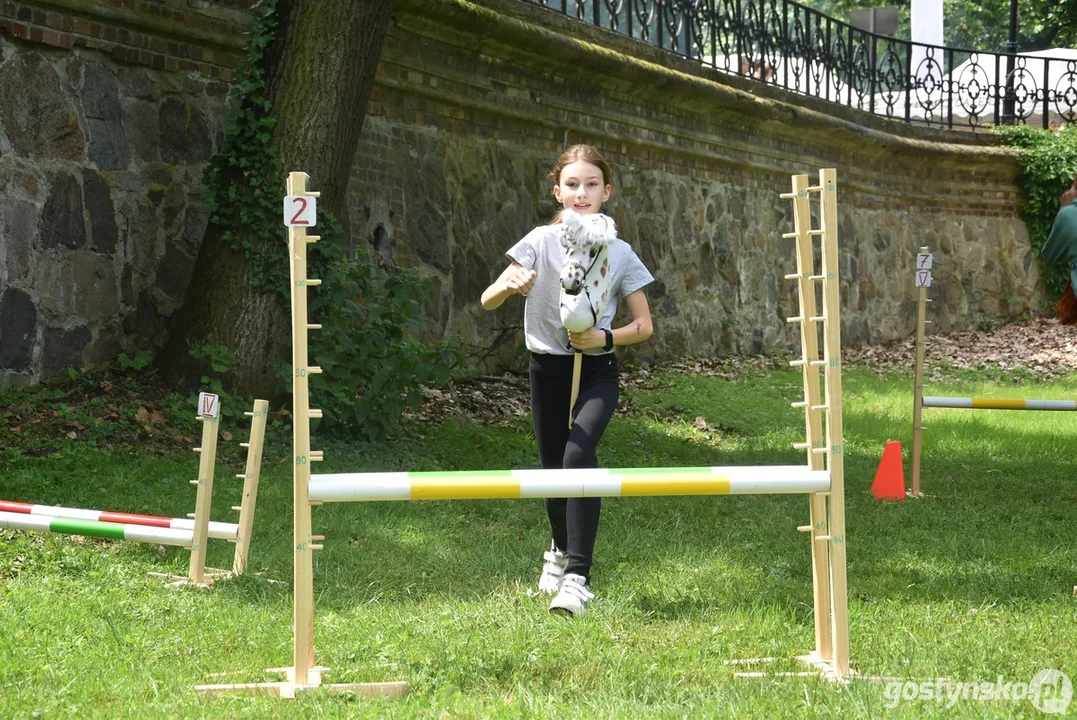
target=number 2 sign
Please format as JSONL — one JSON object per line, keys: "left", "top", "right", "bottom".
{"left": 283, "top": 195, "right": 317, "bottom": 227}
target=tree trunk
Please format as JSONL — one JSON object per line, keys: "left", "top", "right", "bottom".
{"left": 161, "top": 0, "right": 394, "bottom": 398}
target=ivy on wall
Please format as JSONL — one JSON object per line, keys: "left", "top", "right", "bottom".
{"left": 202, "top": 0, "right": 285, "bottom": 292}
{"left": 996, "top": 124, "right": 1077, "bottom": 297}
{"left": 202, "top": 0, "right": 462, "bottom": 440}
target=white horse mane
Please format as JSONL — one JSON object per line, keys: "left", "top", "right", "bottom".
{"left": 558, "top": 209, "right": 617, "bottom": 334}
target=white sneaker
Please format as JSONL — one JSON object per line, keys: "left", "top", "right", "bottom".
{"left": 548, "top": 573, "right": 594, "bottom": 617}
{"left": 538, "top": 544, "right": 568, "bottom": 595}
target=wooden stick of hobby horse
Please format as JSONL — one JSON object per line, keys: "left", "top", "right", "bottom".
{"left": 569, "top": 351, "right": 582, "bottom": 428}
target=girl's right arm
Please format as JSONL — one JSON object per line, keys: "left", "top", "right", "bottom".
{"left": 481, "top": 261, "right": 536, "bottom": 310}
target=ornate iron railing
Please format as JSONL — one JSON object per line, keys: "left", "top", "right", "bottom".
{"left": 522, "top": 0, "right": 1077, "bottom": 130}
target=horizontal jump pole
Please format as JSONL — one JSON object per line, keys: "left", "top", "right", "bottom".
{"left": 0, "top": 500, "right": 239, "bottom": 540}
{"left": 309, "top": 466, "right": 831, "bottom": 503}
{"left": 0, "top": 511, "right": 194, "bottom": 547}
{"left": 922, "top": 396, "right": 1077, "bottom": 411}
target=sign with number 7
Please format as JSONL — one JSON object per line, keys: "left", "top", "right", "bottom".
{"left": 284, "top": 195, "right": 317, "bottom": 227}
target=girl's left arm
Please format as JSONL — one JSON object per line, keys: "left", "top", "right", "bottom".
{"left": 565, "top": 290, "right": 653, "bottom": 351}
{"left": 612, "top": 290, "right": 653, "bottom": 347}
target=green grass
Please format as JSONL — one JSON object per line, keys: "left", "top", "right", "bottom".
{"left": 2, "top": 364, "right": 1077, "bottom": 717}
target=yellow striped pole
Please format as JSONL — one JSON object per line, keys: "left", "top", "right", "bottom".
{"left": 923, "top": 396, "right": 1077, "bottom": 411}
{"left": 309, "top": 466, "right": 830, "bottom": 503}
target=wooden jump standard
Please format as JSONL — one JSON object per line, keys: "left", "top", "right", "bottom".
{"left": 195, "top": 169, "right": 851, "bottom": 697}
{"left": 909, "top": 246, "right": 1076, "bottom": 495}
{"left": 1, "top": 396, "right": 269, "bottom": 585}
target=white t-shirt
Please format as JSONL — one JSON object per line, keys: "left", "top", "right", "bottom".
{"left": 507, "top": 221, "right": 654, "bottom": 356}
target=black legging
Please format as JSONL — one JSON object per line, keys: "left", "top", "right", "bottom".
{"left": 529, "top": 351, "right": 619, "bottom": 582}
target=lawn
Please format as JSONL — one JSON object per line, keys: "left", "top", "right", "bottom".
{"left": 1, "top": 359, "right": 1075, "bottom": 718}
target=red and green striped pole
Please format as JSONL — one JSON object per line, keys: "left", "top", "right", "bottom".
{"left": 0, "top": 510, "right": 193, "bottom": 546}
{"left": 0, "top": 500, "right": 239, "bottom": 540}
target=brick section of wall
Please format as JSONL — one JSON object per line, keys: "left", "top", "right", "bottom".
{"left": 372, "top": 0, "right": 1021, "bottom": 218}
{"left": 0, "top": 0, "right": 249, "bottom": 81}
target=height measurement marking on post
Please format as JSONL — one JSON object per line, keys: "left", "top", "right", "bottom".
{"left": 283, "top": 195, "right": 318, "bottom": 227}
{"left": 915, "top": 270, "right": 933, "bottom": 288}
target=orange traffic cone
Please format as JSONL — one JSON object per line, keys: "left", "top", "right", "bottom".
{"left": 871, "top": 440, "right": 906, "bottom": 501}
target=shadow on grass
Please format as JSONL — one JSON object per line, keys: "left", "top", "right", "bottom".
{"left": 3, "top": 398, "right": 1075, "bottom": 623}
{"left": 316, "top": 399, "right": 1074, "bottom": 613}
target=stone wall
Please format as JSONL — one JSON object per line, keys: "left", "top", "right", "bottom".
{"left": 0, "top": 0, "right": 249, "bottom": 386}
{"left": 0, "top": 0, "right": 1045, "bottom": 387}
{"left": 348, "top": 0, "right": 1040, "bottom": 368}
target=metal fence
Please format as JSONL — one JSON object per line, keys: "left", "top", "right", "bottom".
{"left": 522, "top": 0, "right": 1077, "bottom": 130}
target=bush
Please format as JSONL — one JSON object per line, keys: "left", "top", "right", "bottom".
{"left": 295, "top": 216, "right": 464, "bottom": 441}
{"left": 996, "top": 124, "right": 1077, "bottom": 296}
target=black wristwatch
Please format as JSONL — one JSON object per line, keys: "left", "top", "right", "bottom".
{"left": 603, "top": 328, "right": 614, "bottom": 352}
